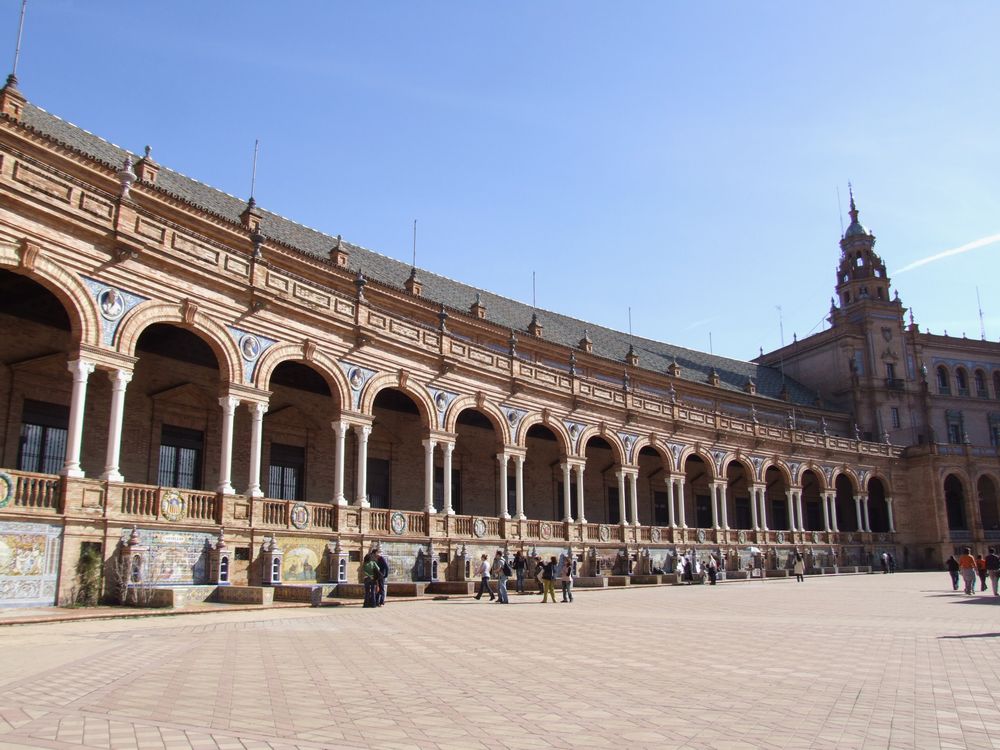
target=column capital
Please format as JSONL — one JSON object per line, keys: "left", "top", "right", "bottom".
{"left": 497, "top": 451, "right": 510, "bottom": 465}
{"left": 247, "top": 400, "right": 268, "bottom": 418}
{"left": 353, "top": 423, "right": 372, "bottom": 439}
{"left": 422, "top": 437, "right": 438, "bottom": 450}
{"left": 67, "top": 359, "right": 96, "bottom": 378}
{"left": 441, "top": 440, "right": 455, "bottom": 455}
{"left": 218, "top": 395, "right": 241, "bottom": 412}
{"left": 107, "top": 368, "right": 133, "bottom": 386}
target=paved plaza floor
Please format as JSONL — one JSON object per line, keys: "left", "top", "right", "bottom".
{"left": 0, "top": 572, "right": 998, "bottom": 750}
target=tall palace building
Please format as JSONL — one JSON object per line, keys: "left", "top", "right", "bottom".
{"left": 0, "top": 73, "right": 997, "bottom": 607}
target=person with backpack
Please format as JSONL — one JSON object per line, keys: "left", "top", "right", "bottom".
{"left": 491, "top": 550, "right": 510, "bottom": 604}
{"left": 985, "top": 547, "right": 1000, "bottom": 597}
{"left": 362, "top": 552, "right": 380, "bottom": 608}
{"left": 513, "top": 551, "right": 527, "bottom": 594}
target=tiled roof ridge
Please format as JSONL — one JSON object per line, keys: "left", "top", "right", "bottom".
{"left": 16, "top": 99, "right": 829, "bottom": 410}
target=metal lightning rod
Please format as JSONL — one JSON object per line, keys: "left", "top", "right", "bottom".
{"left": 249, "top": 139, "right": 260, "bottom": 201}
{"left": 10, "top": 0, "right": 26, "bottom": 80}
{"left": 977, "top": 286, "right": 986, "bottom": 341}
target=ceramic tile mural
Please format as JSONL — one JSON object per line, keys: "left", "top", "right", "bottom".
{"left": 646, "top": 546, "right": 677, "bottom": 574}
{"left": 119, "top": 528, "right": 215, "bottom": 585}
{"left": 0, "top": 521, "right": 62, "bottom": 607}
{"left": 274, "top": 537, "right": 330, "bottom": 582}
{"left": 377, "top": 541, "right": 432, "bottom": 582}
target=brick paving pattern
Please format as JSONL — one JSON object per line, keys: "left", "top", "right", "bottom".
{"left": 0, "top": 573, "right": 998, "bottom": 749}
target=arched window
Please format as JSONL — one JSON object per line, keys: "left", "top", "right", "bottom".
{"left": 956, "top": 368, "right": 969, "bottom": 396}
{"left": 974, "top": 369, "right": 987, "bottom": 398}
{"left": 937, "top": 366, "right": 951, "bottom": 394}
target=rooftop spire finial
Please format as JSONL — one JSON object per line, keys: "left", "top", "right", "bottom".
{"left": 848, "top": 181, "right": 859, "bottom": 223}
{"left": 249, "top": 139, "right": 260, "bottom": 203}
{"left": 8, "top": 0, "right": 27, "bottom": 86}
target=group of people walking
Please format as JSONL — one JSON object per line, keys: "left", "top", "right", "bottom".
{"left": 474, "top": 550, "right": 575, "bottom": 604}
{"left": 946, "top": 547, "right": 1000, "bottom": 596}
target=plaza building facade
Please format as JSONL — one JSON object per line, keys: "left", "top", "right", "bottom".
{"left": 0, "top": 77, "right": 977, "bottom": 608}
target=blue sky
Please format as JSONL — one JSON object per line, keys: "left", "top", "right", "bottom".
{"left": 5, "top": 2, "right": 999, "bottom": 360}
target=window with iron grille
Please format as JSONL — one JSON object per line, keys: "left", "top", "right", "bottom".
{"left": 18, "top": 399, "right": 69, "bottom": 475}
{"left": 158, "top": 425, "right": 204, "bottom": 489}
{"left": 268, "top": 443, "right": 305, "bottom": 500}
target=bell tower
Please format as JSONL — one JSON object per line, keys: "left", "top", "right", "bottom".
{"left": 831, "top": 186, "right": 896, "bottom": 323}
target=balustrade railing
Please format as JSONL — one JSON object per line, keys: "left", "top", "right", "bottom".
{"left": 261, "top": 500, "right": 288, "bottom": 526}
{"left": 3, "top": 470, "right": 61, "bottom": 512}
{"left": 186, "top": 492, "right": 218, "bottom": 521}
{"left": 121, "top": 484, "right": 158, "bottom": 518}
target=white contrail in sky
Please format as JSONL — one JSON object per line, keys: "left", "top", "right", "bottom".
{"left": 895, "top": 232, "right": 1000, "bottom": 274}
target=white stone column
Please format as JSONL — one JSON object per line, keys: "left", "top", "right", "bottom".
{"left": 514, "top": 453, "right": 525, "bottom": 520}
{"left": 423, "top": 438, "right": 438, "bottom": 513}
{"left": 829, "top": 493, "right": 840, "bottom": 531}
{"left": 100, "top": 368, "right": 133, "bottom": 482}
{"left": 666, "top": 476, "right": 676, "bottom": 528}
{"left": 245, "top": 401, "right": 267, "bottom": 498}
{"left": 62, "top": 359, "right": 95, "bottom": 478}
{"left": 331, "top": 420, "right": 348, "bottom": 505}
{"left": 617, "top": 470, "right": 627, "bottom": 525}
{"left": 676, "top": 476, "right": 688, "bottom": 528}
{"left": 497, "top": 452, "right": 510, "bottom": 519}
{"left": 821, "top": 490, "right": 831, "bottom": 532}
{"left": 561, "top": 462, "right": 573, "bottom": 523}
{"left": 861, "top": 494, "right": 871, "bottom": 532}
{"left": 719, "top": 482, "right": 729, "bottom": 530}
{"left": 628, "top": 471, "right": 639, "bottom": 527}
{"left": 854, "top": 494, "right": 863, "bottom": 531}
{"left": 886, "top": 496, "right": 895, "bottom": 533}
{"left": 750, "top": 484, "right": 760, "bottom": 530}
{"left": 711, "top": 482, "right": 720, "bottom": 530}
{"left": 795, "top": 490, "right": 805, "bottom": 532}
{"left": 786, "top": 490, "right": 796, "bottom": 531}
{"left": 354, "top": 424, "right": 371, "bottom": 507}
{"left": 216, "top": 396, "right": 240, "bottom": 494}
{"left": 575, "top": 464, "right": 586, "bottom": 524}
{"left": 442, "top": 441, "right": 455, "bottom": 515}
{"left": 759, "top": 486, "right": 769, "bottom": 531}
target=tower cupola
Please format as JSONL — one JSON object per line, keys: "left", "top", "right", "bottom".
{"left": 834, "top": 186, "right": 892, "bottom": 310}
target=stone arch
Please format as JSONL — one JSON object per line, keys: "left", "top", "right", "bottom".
{"left": 577, "top": 426, "right": 626, "bottom": 464}
{"left": 253, "top": 342, "right": 350, "bottom": 408}
{"left": 944, "top": 472, "right": 969, "bottom": 531}
{"left": 0, "top": 241, "right": 102, "bottom": 348}
{"left": 358, "top": 372, "right": 436, "bottom": 428}
{"left": 633, "top": 437, "right": 675, "bottom": 473}
{"left": 721, "top": 454, "right": 756, "bottom": 483}
{"left": 678, "top": 446, "right": 718, "bottom": 480}
{"left": 831, "top": 466, "right": 860, "bottom": 494}
{"left": 115, "top": 300, "right": 243, "bottom": 384}
{"left": 760, "top": 458, "right": 792, "bottom": 488}
{"left": 516, "top": 412, "right": 571, "bottom": 454}
{"left": 799, "top": 463, "right": 829, "bottom": 492}
{"left": 976, "top": 472, "right": 1000, "bottom": 532}
{"left": 864, "top": 470, "right": 892, "bottom": 495}
{"left": 443, "top": 396, "right": 511, "bottom": 444}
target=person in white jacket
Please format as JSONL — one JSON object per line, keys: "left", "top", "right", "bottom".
{"left": 474, "top": 554, "right": 494, "bottom": 601}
